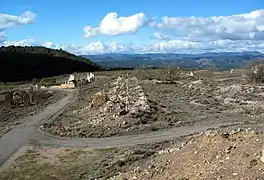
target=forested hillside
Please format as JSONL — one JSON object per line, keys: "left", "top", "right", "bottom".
{"left": 0, "top": 46, "right": 101, "bottom": 82}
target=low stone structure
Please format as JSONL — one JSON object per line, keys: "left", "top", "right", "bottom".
{"left": 4, "top": 93, "right": 12, "bottom": 109}
{"left": 60, "top": 73, "right": 95, "bottom": 88}
{"left": 86, "top": 73, "right": 95, "bottom": 83}
{"left": 4, "top": 88, "right": 37, "bottom": 109}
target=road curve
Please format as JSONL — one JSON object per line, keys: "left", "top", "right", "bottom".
{"left": 31, "top": 122, "right": 241, "bottom": 149}
{"left": 0, "top": 89, "right": 77, "bottom": 167}
{"left": 0, "top": 86, "right": 243, "bottom": 168}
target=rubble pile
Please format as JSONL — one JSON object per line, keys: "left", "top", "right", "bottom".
{"left": 97, "top": 76, "right": 151, "bottom": 117}
{"left": 90, "top": 90, "right": 109, "bottom": 109}
{"left": 71, "top": 76, "right": 155, "bottom": 131}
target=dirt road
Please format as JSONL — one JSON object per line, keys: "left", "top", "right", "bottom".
{"left": 0, "top": 89, "right": 77, "bottom": 167}
{"left": 0, "top": 87, "right": 242, "bottom": 169}
{"left": 32, "top": 122, "right": 241, "bottom": 148}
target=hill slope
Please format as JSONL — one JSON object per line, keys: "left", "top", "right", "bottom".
{"left": 0, "top": 46, "right": 101, "bottom": 82}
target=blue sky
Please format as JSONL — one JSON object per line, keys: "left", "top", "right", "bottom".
{"left": 0, "top": 0, "right": 264, "bottom": 54}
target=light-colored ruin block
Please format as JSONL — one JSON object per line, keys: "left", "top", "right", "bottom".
{"left": 87, "top": 73, "right": 95, "bottom": 83}
{"left": 69, "top": 74, "right": 75, "bottom": 82}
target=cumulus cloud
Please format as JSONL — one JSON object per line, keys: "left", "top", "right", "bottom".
{"left": 152, "top": 9, "right": 264, "bottom": 41}
{"left": 83, "top": 12, "right": 148, "bottom": 38}
{"left": 144, "top": 40, "right": 203, "bottom": 53}
{"left": 3, "top": 38, "right": 264, "bottom": 54}
{"left": 0, "top": 11, "right": 36, "bottom": 46}
{"left": 61, "top": 41, "right": 136, "bottom": 54}
{"left": 152, "top": 32, "right": 176, "bottom": 40}
{"left": 42, "top": 40, "right": 264, "bottom": 55}
{"left": 0, "top": 11, "right": 36, "bottom": 30}
{"left": 41, "top": 42, "right": 55, "bottom": 48}
{"left": 2, "top": 38, "right": 36, "bottom": 46}
{"left": 0, "top": 31, "right": 7, "bottom": 44}
{"left": 81, "top": 41, "right": 106, "bottom": 54}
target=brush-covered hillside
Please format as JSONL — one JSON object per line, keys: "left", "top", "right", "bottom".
{"left": 0, "top": 46, "right": 101, "bottom": 82}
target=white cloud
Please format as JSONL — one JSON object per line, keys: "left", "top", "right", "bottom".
{"left": 0, "top": 11, "right": 36, "bottom": 30}
{"left": 2, "top": 38, "right": 36, "bottom": 46}
{"left": 41, "top": 42, "right": 55, "bottom": 48}
{"left": 83, "top": 12, "right": 148, "bottom": 38}
{"left": 145, "top": 40, "right": 203, "bottom": 53}
{"left": 152, "top": 9, "right": 264, "bottom": 41}
{"left": 81, "top": 41, "right": 106, "bottom": 54}
{"left": 43, "top": 40, "right": 264, "bottom": 54}
{"left": 107, "top": 42, "right": 135, "bottom": 53}
{"left": 62, "top": 41, "right": 135, "bottom": 54}
{"left": 152, "top": 32, "right": 172, "bottom": 40}
{"left": 0, "top": 31, "right": 7, "bottom": 44}
{"left": 3, "top": 39, "right": 264, "bottom": 54}
{"left": 83, "top": 26, "right": 99, "bottom": 38}
{"left": 0, "top": 11, "right": 36, "bottom": 46}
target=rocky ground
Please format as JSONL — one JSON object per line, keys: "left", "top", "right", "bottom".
{"left": 0, "top": 89, "right": 66, "bottom": 137}
{"left": 111, "top": 127, "right": 264, "bottom": 180}
{"left": 42, "top": 69, "right": 264, "bottom": 138}
{"left": 1, "top": 127, "right": 264, "bottom": 180}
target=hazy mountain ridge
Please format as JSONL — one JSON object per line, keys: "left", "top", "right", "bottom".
{"left": 82, "top": 51, "right": 264, "bottom": 70}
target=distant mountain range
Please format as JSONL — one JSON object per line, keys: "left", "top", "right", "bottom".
{"left": 82, "top": 51, "right": 264, "bottom": 70}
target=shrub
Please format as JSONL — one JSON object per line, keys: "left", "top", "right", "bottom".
{"left": 166, "top": 66, "right": 182, "bottom": 82}
{"left": 39, "top": 77, "right": 56, "bottom": 87}
{"left": 245, "top": 60, "right": 264, "bottom": 83}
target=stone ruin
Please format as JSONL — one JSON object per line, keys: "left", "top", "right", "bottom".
{"left": 63, "top": 73, "right": 95, "bottom": 87}
{"left": 4, "top": 87, "right": 37, "bottom": 109}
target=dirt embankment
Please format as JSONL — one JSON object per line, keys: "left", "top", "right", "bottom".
{"left": 111, "top": 128, "right": 264, "bottom": 180}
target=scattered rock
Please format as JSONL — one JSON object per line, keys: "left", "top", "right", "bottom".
{"left": 260, "top": 145, "right": 264, "bottom": 163}
{"left": 249, "top": 159, "right": 258, "bottom": 167}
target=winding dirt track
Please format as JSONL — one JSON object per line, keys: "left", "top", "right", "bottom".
{"left": 0, "top": 89, "right": 242, "bottom": 168}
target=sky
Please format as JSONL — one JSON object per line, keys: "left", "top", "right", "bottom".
{"left": 0, "top": 0, "right": 264, "bottom": 54}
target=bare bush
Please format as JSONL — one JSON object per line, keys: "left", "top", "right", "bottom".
{"left": 166, "top": 66, "right": 182, "bottom": 82}
{"left": 245, "top": 60, "right": 264, "bottom": 83}
{"left": 40, "top": 77, "right": 56, "bottom": 87}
